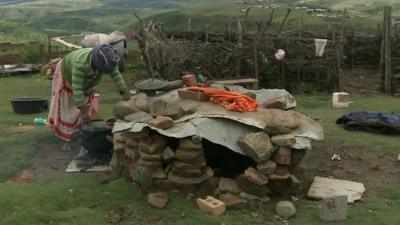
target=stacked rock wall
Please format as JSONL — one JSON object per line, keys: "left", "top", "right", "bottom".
{"left": 112, "top": 129, "right": 307, "bottom": 200}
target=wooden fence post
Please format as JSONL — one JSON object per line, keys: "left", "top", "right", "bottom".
{"left": 47, "top": 35, "right": 52, "bottom": 61}
{"left": 205, "top": 24, "right": 210, "bottom": 44}
{"left": 383, "top": 5, "right": 392, "bottom": 93}
{"left": 187, "top": 17, "right": 191, "bottom": 32}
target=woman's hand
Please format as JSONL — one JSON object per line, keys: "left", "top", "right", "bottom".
{"left": 122, "top": 90, "right": 132, "bottom": 101}
{"left": 80, "top": 105, "right": 91, "bottom": 125}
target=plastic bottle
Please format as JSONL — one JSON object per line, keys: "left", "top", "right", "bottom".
{"left": 33, "top": 117, "right": 48, "bottom": 126}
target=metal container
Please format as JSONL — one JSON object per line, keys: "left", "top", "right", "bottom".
{"left": 80, "top": 120, "right": 113, "bottom": 157}
{"left": 135, "top": 78, "right": 168, "bottom": 96}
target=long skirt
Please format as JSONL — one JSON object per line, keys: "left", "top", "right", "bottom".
{"left": 48, "top": 60, "right": 92, "bottom": 141}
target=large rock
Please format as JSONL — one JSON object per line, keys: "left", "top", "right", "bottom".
{"left": 168, "top": 167, "right": 214, "bottom": 185}
{"left": 219, "top": 193, "right": 248, "bottom": 209}
{"left": 257, "top": 160, "right": 277, "bottom": 175}
{"left": 149, "top": 116, "right": 174, "bottom": 130}
{"left": 271, "top": 134, "right": 296, "bottom": 147}
{"left": 150, "top": 99, "right": 184, "bottom": 119}
{"left": 134, "top": 93, "right": 150, "bottom": 112}
{"left": 113, "top": 100, "right": 138, "bottom": 118}
{"left": 148, "top": 192, "right": 168, "bottom": 209}
{"left": 175, "top": 149, "right": 204, "bottom": 162}
{"left": 238, "top": 132, "right": 274, "bottom": 162}
{"left": 319, "top": 196, "right": 348, "bottom": 222}
{"left": 235, "top": 174, "right": 271, "bottom": 197}
{"left": 124, "top": 111, "right": 153, "bottom": 123}
{"left": 219, "top": 178, "right": 242, "bottom": 194}
{"left": 264, "top": 111, "right": 299, "bottom": 135}
{"left": 244, "top": 167, "right": 269, "bottom": 185}
{"left": 276, "top": 201, "right": 296, "bottom": 219}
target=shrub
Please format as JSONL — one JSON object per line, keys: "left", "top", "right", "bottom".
{"left": 22, "top": 43, "right": 44, "bottom": 64}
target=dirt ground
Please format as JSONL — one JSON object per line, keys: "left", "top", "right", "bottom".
{"left": 300, "top": 144, "right": 400, "bottom": 199}
{"left": 30, "top": 141, "right": 81, "bottom": 178}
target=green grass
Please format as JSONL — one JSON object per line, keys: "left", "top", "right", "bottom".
{"left": 0, "top": 177, "right": 399, "bottom": 225}
{"left": 297, "top": 94, "right": 400, "bottom": 154}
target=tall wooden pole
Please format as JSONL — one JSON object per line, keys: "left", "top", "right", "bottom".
{"left": 47, "top": 35, "right": 52, "bottom": 61}
{"left": 187, "top": 17, "right": 191, "bottom": 32}
{"left": 383, "top": 6, "right": 392, "bottom": 93}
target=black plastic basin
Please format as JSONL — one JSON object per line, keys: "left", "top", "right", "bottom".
{"left": 10, "top": 98, "right": 48, "bottom": 114}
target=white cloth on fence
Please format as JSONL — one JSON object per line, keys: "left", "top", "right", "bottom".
{"left": 275, "top": 49, "right": 286, "bottom": 61}
{"left": 315, "top": 39, "right": 328, "bottom": 57}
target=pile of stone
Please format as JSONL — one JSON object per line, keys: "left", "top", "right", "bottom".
{"left": 168, "top": 138, "right": 214, "bottom": 186}
{"left": 236, "top": 131, "right": 304, "bottom": 197}
{"left": 111, "top": 91, "right": 317, "bottom": 216}
{"left": 112, "top": 126, "right": 214, "bottom": 191}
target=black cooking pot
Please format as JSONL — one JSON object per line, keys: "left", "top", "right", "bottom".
{"left": 11, "top": 98, "right": 48, "bottom": 114}
{"left": 80, "top": 120, "right": 113, "bottom": 157}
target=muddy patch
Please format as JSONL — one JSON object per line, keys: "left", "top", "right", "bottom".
{"left": 30, "top": 141, "right": 80, "bottom": 177}
{"left": 6, "top": 125, "right": 35, "bottom": 134}
{"left": 299, "top": 144, "right": 400, "bottom": 199}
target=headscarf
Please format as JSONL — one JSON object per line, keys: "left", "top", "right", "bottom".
{"left": 91, "top": 44, "right": 120, "bottom": 73}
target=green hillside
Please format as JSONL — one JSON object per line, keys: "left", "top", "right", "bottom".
{"left": 0, "top": 0, "right": 395, "bottom": 40}
{"left": 126, "top": 4, "right": 379, "bottom": 33}
{"left": 0, "top": 20, "right": 46, "bottom": 43}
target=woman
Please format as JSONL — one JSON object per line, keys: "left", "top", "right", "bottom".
{"left": 48, "top": 44, "right": 130, "bottom": 151}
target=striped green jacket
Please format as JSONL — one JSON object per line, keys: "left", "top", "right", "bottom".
{"left": 61, "top": 48, "right": 127, "bottom": 107}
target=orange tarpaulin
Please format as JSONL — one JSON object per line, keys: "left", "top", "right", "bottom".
{"left": 189, "top": 87, "right": 259, "bottom": 112}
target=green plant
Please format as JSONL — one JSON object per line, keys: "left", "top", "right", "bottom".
{"left": 185, "top": 192, "right": 194, "bottom": 202}
{"left": 22, "top": 43, "right": 44, "bottom": 64}
{"left": 214, "top": 187, "right": 225, "bottom": 197}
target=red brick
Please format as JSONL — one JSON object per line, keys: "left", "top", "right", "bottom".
{"left": 178, "top": 89, "right": 209, "bottom": 101}
{"left": 273, "top": 147, "right": 292, "bottom": 165}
